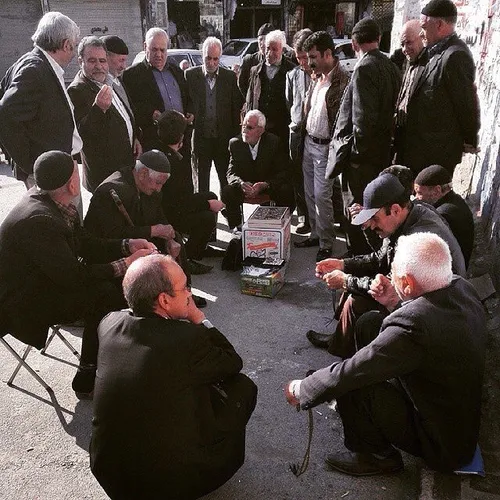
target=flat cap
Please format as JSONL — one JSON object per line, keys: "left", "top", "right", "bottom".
{"left": 257, "top": 23, "right": 274, "bottom": 37}
{"left": 352, "top": 18, "right": 381, "bottom": 43}
{"left": 136, "top": 149, "right": 170, "bottom": 174}
{"left": 101, "top": 35, "right": 129, "bottom": 55}
{"left": 352, "top": 174, "right": 406, "bottom": 226}
{"left": 414, "top": 164, "right": 452, "bottom": 186}
{"left": 34, "top": 151, "right": 75, "bottom": 190}
{"left": 421, "top": 0, "right": 457, "bottom": 18}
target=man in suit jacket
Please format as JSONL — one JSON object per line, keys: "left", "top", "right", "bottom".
{"left": 186, "top": 37, "right": 242, "bottom": 193}
{"left": 328, "top": 19, "right": 401, "bottom": 256}
{"left": 0, "top": 151, "right": 155, "bottom": 397}
{"left": 68, "top": 37, "right": 140, "bottom": 192}
{"left": 90, "top": 254, "right": 257, "bottom": 499}
{"left": 395, "top": 0, "right": 480, "bottom": 175}
{"left": 221, "top": 110, "right": 294, "bottom": 229}
{"left": 287, "top": 232, "right": 486, "bottom": 476}
{"left": 122, "top": 28, "right": 193, "bottom": 148}
{"left": 0, "top": 12, "right": 82, "bottom": 188}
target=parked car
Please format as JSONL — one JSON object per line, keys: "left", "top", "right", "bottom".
{"left": 132, "top": 48, "right": 204, "bottom": 68}
{"left": 333, "top": 39, "right": 357, "bottom": 74}
{"left": 220, "top": 38, "right": 258, "bottom": 68}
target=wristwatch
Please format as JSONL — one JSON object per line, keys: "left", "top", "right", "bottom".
{"left": 201, "top": 319, "right": 214, "bottom": 329}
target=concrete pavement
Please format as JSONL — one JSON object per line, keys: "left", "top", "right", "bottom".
{"left": 0, "top": 161, "right": 497, "bottom": 499}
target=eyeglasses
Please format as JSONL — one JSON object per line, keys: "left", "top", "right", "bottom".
{"left": 242, "top": 124, "right": 261, "bottom": 131}
{"left": 172, "top": 284, "right": 191, "bottom": 293}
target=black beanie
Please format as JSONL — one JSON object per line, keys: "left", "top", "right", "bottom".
{"left": 34, "top": 151, "right": 75, "bottom": 190}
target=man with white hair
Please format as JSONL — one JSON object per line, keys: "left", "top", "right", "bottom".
{"left": 185, "top": 36, "right": 242, "bottom": 193}
{"left": 0, "top": 12, "right": 82, "bottom": 188}
{"left": 246, "top": 30, "right": 295, "bottom": 146}
{"left": 123, "top": 28, "right": 193, "bottom": 147}
{"left": 221, "top": 110, "right": 294, "bottom": 229}
{"left": 286, "top": 232, "right": 486, "bottom": 477}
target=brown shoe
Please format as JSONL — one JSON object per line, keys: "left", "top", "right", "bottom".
{"left": 325, "top": 449, "right": 404, "bottom": 477}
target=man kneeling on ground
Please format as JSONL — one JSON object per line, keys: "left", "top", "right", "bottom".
{"left": 90, "top": 254, "right": 257, "bottom": 499}
{"left": 286, "top": 232, "right": 485, "bottom": 475}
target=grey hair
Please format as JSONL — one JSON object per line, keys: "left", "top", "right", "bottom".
{"left": 32, "top": 12, "right": 80, "bottom": 52}
{"left": 244, "top": 109, "right": 266, "bottom": 128}
{"left": 392, "top": 232, "right": 453, "bottom": 293}
{"left": 134, "top": 160, "right": 167, "bottom": 182}
{"left": 145, "top": 27, "right": 168, "bottom": 46}
{"left": 202, "top": 36, "right": 222, "bottom": 57}
{"left": 265, "top": 30, "right": 286, "bottom": 48}
{"left": 123, "top": 254, "right": 175, "bottom": 316}
{"left": 77, "top": 36, "right": 106, "bottom": 58}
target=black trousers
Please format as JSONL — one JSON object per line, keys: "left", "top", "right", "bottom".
{"left": 193, "top": 137, "right": 230, "bottom": 193}
{"left": 289, "top": 130, "right": 308, "bottom": 221}
{"left": 336, "top": 311, "right": 423, "bottom": 458}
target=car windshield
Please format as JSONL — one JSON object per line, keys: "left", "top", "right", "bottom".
{"left": 222, "top": 40, "right": 248, "bottom": 57}
{"left": 191, "top": 54, "right": 203, "bottom": 66}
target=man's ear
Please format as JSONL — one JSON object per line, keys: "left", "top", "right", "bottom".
{"left": 157, "top": 291, "right": 171, "bottom": 313}
{"left": 404, "top": 273, "right": 417, "bottom": 296}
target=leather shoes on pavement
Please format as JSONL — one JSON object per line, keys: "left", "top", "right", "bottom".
{"left": 188, "top": 259, "right": 213, "bottom": 275}
{"left": 306, "top": 330, "right": 333, "bottom": 349}
{"left": 294, "top": 237, "right": 319, "bottom": 248}
{"left": 203, "top": 246, "right": 226, "bottom": 258}
{"left": 192, "top": 295, "right": 207, "bottom": 308}
{"left": 296, "top": 222, "right": 311, "bottom": 235}
{"left": 325, "top": 449, "right": 404, "bottom": 477}
{"left": 316, "top": 247, "right": 333, "bottom": 262}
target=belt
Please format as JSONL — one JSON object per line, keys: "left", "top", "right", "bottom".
{"left": 308, "top": 134, "right": 330, "bottom": 145}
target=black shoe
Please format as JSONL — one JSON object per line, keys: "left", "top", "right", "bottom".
{"left": 203, "top": 245, "right": 226, "bottom": 258}
{"left": 294, "top": 237, "right": 319, "bottom": 248}
{"left": 306, "top": 330, "right": 333, "bottom": 349}
{"left": 188, "top": 259, "right": 213, "bottom": 275}
{"left": 325, "top": 449, "right": 404, "bottom": 477}
{"left": 296, "top": 222, "right": 311, "bottom": 235}
{"left": 72, "top": 364, "right": 96, "bottom": 400}
{"left": 193, "top": 294, "right": 207, "bottom": 308}
{"left": 316, "top": 248, "right": 333, "bottom": 262}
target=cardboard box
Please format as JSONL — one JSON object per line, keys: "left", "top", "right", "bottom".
{"left": 242, "top": 219, "right": 291, "bottom": 260}
{"left": 240, "top": 261, "right": 287, "bottom": 298}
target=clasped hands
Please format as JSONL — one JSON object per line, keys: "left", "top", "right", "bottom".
{"left": 241, "top": 181, "right": 268, "bottom": 198}
{"left": 315, "top": 258, "right": 345, "bottom": 290}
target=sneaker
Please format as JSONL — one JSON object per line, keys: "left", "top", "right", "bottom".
{"left": 72, "top": 364, "right": 96, "bottom": 399}
{"left": 188, "top": 259, "right": 213, "bottom": 275}
{"left": 192, "top": 295, "right": 207, "bottom": 308}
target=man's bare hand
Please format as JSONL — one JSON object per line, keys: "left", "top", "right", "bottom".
{"left": 185, "top": 112, "right": 194, "bottom": 124}
{"left": 95, "top": 85, "right": 113, "bottom": 112}
{"left": 186, "top": 296, "right": 205, "bottom": 324}
{"left": 128, "top": 238, "right": 157, "bottom": 254}
{"left": 322, "top": 270, "right": 346, "bottom": 290}
{"left": 208, "top": 199, "right": 225, "bottom": 212}
{"left": 315, "top": 258, "right": 344, "bottom": 278}
{"left": 125, "top": 248, "right": 157, "bottom": 267}
{"left": 285, "top": 381, "right": 301, "bottom": 407}
{"left": 252, "top": 181, "right": 269, "bottom": 194}
{"left": 368, "top": 274, "right": 400, "bottom": 311}
{"left": 463, "top": 143, "right": 480, "bottom": 154}
{"left": 152, "top": 110, "right": 162, "bottom": 121}
{"left": 133, "top": 138, "right": 143, "bottom": 159}
{"left": 151, "top": 224, "right": 175, "bottom": 240}
{"left": 348, "top": 203, "right": 363, "bottom": 218}
{"left": 241, "top": 181, "right": 253, "bottom": 196}
{"left": 166, "top": 239, "right": 181, "bottom": 259}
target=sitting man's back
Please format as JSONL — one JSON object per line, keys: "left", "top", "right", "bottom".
{"left": 90, "top": 254, "right": 257, "bottom": 499}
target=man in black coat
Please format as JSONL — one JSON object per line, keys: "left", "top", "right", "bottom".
{"left": 394, "top": 0, "right": 480, "bottom": 174}
{"left": 186, "top": 37, "right": 242, "bottom": 193}
{"left": 122, "top": 28, "right": 193, "bottom": 148}
{"left": 0, "top": 12, "right": 82, "bottom": 188}
{"left": 287, "top": 232, "right": 485, "bottom": 476}
{"left": 327, "top": 19, "right": 401, "bottom": 255}
{"left": 310, "top": 173, "right": 466, "bottom": 358}
{"left": 414, "top": 164, "right": 474, "bottom": 267}
{"left": 68, "top": 36, "right": 141, "bottom": 192}
{"left": 221, "top": 110, "right": 294, "bottom": 229}
{"left": 0, "top": 151, "right": 155, "bottom": 397}
{"left": 90, "top": 254, "right": 257, "bottom": 500}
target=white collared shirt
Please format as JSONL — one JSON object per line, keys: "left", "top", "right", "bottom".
{"left": 306, "top": 69, "right": 334, "bottom": 139}
{"left": 203, "top": 66, "right": 219, "bottom": 90}
{"left": 39, "top": 47, "right": 83, "bottom": 155}
{"left": 248, "top": 138, "right": 261, "bottom": 160}
{"left": 103, "top": 76, "right": 133, "bottom": 145}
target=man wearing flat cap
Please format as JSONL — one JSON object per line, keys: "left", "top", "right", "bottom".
{"left": 308, "top": 172, "right": 466, "bottom": 357}
{"left": 414, "top": 164, "right": 474, "bottom": 267}
{"left": 328, "top": 18, "right": 401, "bottom": 256}
{"left": 68, "top": 36, "right": 142, "bottom": 192}
{"left": 101, "top": 35, "right": 132, "bottom": 108}
{"left": 394, "top": 0, "right": 480, "bottom": 175}
{"left": 84, "top": 149, "right": 210, "bottom": 305}
{"left": 0, "top": 151, "right": 156, "bottom": 398}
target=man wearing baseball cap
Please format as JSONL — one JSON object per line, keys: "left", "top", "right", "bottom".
{"left": 0, "top": 151, "right": 156, "bottom": 398}
{"left": 308, "top": 172, "right": 466, "bottom": 357}
{"left": 414, "top": 164, "right": 474, "bottom": 266}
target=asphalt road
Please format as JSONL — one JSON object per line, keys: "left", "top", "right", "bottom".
{"left": 0, "top": 161, "right": 493, "bottom": 500}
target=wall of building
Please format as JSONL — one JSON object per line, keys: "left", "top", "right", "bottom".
{"left": 391, "top": 0, "right": 500, "bottom": 288}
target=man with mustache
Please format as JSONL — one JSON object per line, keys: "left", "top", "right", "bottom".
{"left": 308, "top": 173, "right": 465, "bottom": 357}
{"left": 68, "top": 36, "right": 140, "bottom": 192}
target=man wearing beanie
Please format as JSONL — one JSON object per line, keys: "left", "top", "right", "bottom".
{"left": 328, "top": 18, "right": 401, "bottom": 256}
{"left": 68, "top": 36, "right": 142, "bottom": 192}
{"left": 414, "top": 164, "right": 474, "bottom": 266}
{"left": 394, "top": 0, "right": 479, "bottom": 174}
{"left": 0, "top": 151, "right": 156, "bottom": 398}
